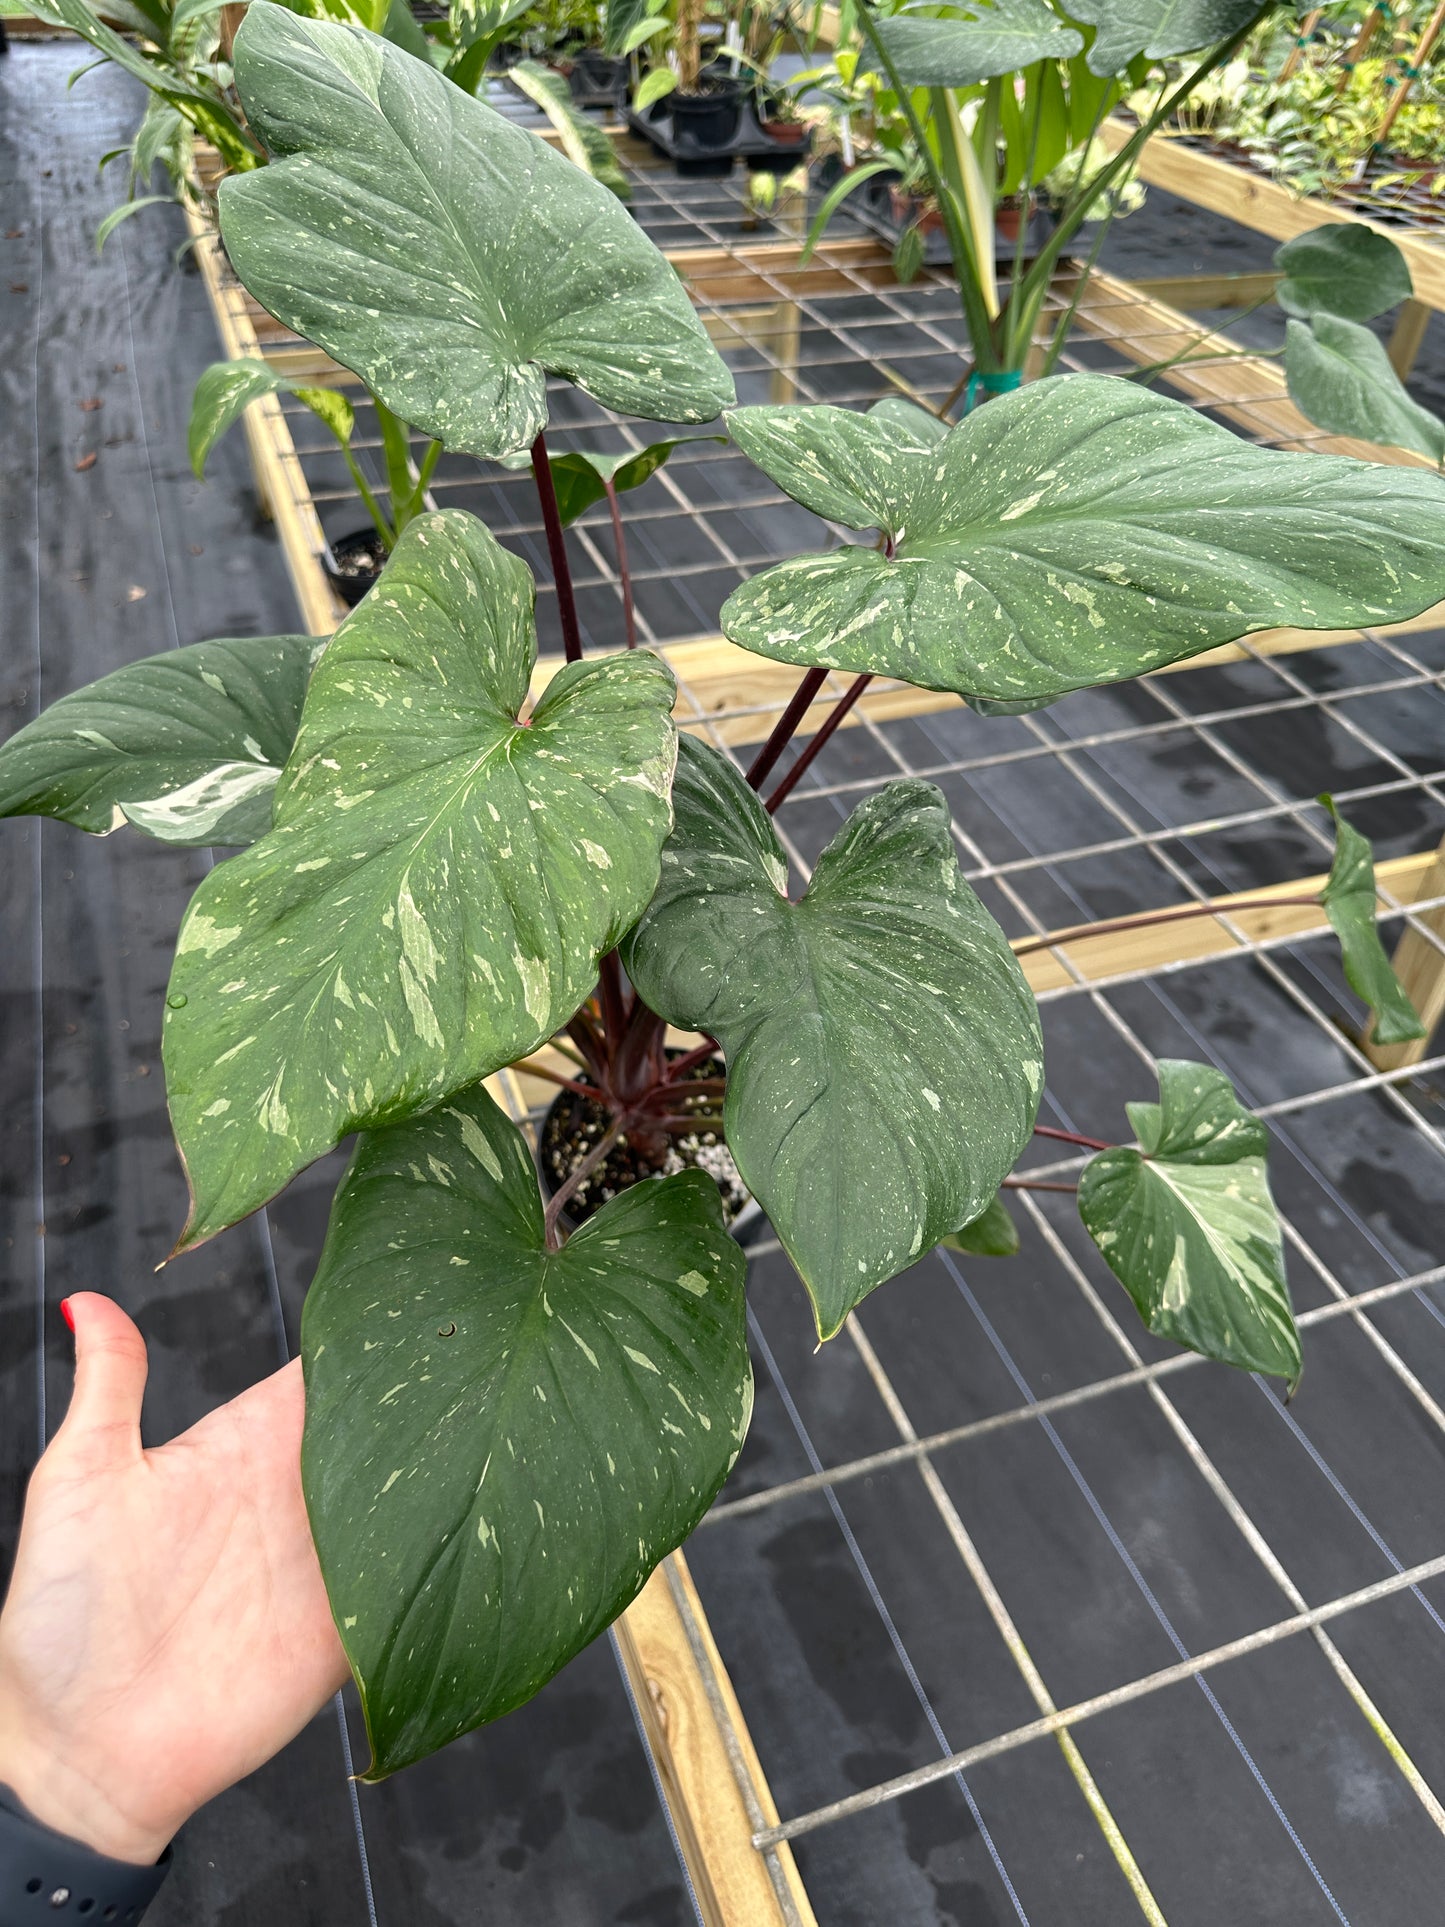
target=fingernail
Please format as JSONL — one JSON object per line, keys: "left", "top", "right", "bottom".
{"left": 60, "top": 1299, "right": 74, "bottom": 1333}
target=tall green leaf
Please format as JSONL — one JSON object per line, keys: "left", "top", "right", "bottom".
{"left": 1078, "top": 1061, "right": 1299, "bottom": 1386}
{"left": 163, "top": 510, "right": 677, "bottom": 1249}
{"left": 1274, "top": 223, "right": 1413, "bottom": 324}
{"left": 721, "top": 378, "right": 1445, "bottom": 703}
{"left": 508, "top": 59, "right": 631, "bottom": 200}
{"left": 303, "top": 1083, "right": 751, "bottom": 1775}
{"left": 1318, "top": 795, "right": 1426, "bottom": 1047}
{"left": 1284, "top": 315, "right": 1445, "bottom": 467}
{"left": 1068, "top": 0, "right": 1265, "bottom": 76}
{"left": 868, "top": 0, "right": 1082, "bottom": 87}
{"left": 624, "top": 736, "right": 1042, "bottom": 1337}
{"left": 189, "top": 358, "right": 357, "bottom": 476}
{"left": 220, "top": 4, "right": 733, "bottom": 460}
{"left": 0, "top": 634, "right": 317, "bottom": 847}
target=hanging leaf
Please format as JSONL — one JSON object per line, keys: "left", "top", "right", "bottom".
{"left": 163, "top": 509, "right": 677, "bottom": 1250}
{"left": 1274, "top": 223, "right": 1414, "bottom": 324}
{"left": 220, "top": 4, "right": 733, "bottom": 461}
{"left": 941, "top": 1192, "right": 1019, "bottom": 1257}
{"left": 444, "top": 0, "right": 535, "bottom": 89}
{"left": 508, "top": 59, "right": 631, "bottom": 201}
{"left": 867, "top": 394, "right": 950, "bottom": 448}
{"left": 634, "top": 65, "right": 678, "bottom": 111}
{"left": 623, "top": 736, "right": 1042, "bottom": 1338}
{"left": 499, "top": 436, "right": 726, "bottom": 526}
{"left": 1067, "top": 0, "right": 1265, "bottom": 77}
{"left": 1318, "top": 795, "right": 1426, "bottom": 1047}
{"left": 1078, "top": 1061, "right": 1299, "bottom": 1386}
{"left": 867, "top": 0, "right": 1082, "bottom": 87}
{"left": 893, "top": 221, "right": 925, "bottom": 286}
{"left": 189, "top": 358, "right": 357, "bottom": 478}
{"left": 303, "top": 1082, "right": 751, "bottom": 1775}
{"left": 721, "top": 377, "right": 1445, "bottom": 703}
{"left": 1284, "top": 315, "right": 1445, "bottom": 467}
{"left": 0, "top": 633, "right": 318, "bottom": 847}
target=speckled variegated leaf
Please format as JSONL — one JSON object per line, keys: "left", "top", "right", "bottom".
{"left": 721, "top": 378, "right": 1445, "bottom": 703}
{"left": 868, "top": 0, "right": 1081, "bottom": 87}
{"left": 219, "top": 4, "right": 734, "bottom": 459}
{"left": 0, "top": 633, "right": 317, "bottom": 847}
{"left": 302, "top": 1082, "right": 751, "bottom": 1775}
{"left": 1319, "top": 795, "right": 1425, "bottom": 1047}
{"left": 1069, "top": 0, "right": 1263, "bottom": 75}
{"left": 1078, "top": 1060, "right": 1299, "bottom": 1385}
{"left": 163, "top": 509, "right": 677, "bottom": 1249}
{"left": 623, "top": 736, "right": 1041, "bottom": 1338}
{"left": 1285, "top": 315, "right": 1445, "bottom": 466}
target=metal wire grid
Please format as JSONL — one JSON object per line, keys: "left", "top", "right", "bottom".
{"left": 240, "top": 150, "right": 1445, "bottom": 1915}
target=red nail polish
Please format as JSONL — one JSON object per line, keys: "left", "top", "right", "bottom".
{"left": 60, "top": 1299, "right": 74, "bottom": 1333}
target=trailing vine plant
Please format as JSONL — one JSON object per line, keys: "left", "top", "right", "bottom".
{"left": 1, "top": 2, "right": 1441, "bottom": 1776}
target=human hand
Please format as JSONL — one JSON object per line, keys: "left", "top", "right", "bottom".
{"left": 0, "top": 1294, "right": 349, "bottom": 1865}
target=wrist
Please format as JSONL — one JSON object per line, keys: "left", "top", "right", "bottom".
{"left": 0, "top": 1717, "right": 171, "bottom": 1868}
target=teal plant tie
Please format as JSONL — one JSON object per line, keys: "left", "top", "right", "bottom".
{"left": 964, "top": 368, "right": 1024, "bottom": 413}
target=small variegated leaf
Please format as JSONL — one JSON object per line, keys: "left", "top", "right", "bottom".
{"left": 1284, "top": 315, "right": 1445, "bottom": 467}
{"left": 220, "top": 4, "right": 734, "bottom": 459}
{"left": 942, "top": 1192, "right": 1019, "bottom": 1257}
{"left": 1274, "top": 223, "right": 1413, "bottom": 324}
{"left": 1318, "top": 795, "right": 1426, "bottom": 1047}
{"left": 0, "top": 633, "right": 317, "bottom": 846}
{"left": 721, "top": 378, "right": 1445, "bottom": 703}
{"left": 1078, "top": 1061, "right": 1299, "bottom": 1385}
{"left": 303, "top": 1082, "right": 751, "bottom": 1775}
{"left": 623, "top": 736, "right": 1042, "bottom": 1338}
{"left": 163, "top": 509, "right": 677, "bottom": 1249}
{"left": 190, "top": 358, "right": 357, "bottom": 478}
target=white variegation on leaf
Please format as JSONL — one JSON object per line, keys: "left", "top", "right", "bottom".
{"left": 219, "top": 4, "right": 734, "bottom": 459}
{"left": 1284, "top": 315, "right": 1445, "bottom": 467}
{"left": 721, "top": 378, "right": 1445, "bottom": 702}
{"left": 866, "top": 0, "right": 1082, "bottom": 87}
{"left": 1068, "top": 0, "right": 1264, "bottom": 75}
{"left": 1078, "top": 1060, "right": 1300, "bottom": 1385}
{"left": 163, "top": 509, "right": 678, "bottom": 1249}
{"left": 302, "top": 1083, "right": 751, "bottom": 1775}
{"left": 0, "top": 632, "right": 318, "bottom": 847}
{"left": 623, "top": 736, "right": 1042, "bottom": 1337}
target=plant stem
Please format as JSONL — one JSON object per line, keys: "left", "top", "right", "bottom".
{"left": 765, "top": 673, "right": 873, "bottom": 813}
{"left": 511, "top": 1058, "right": 603, "bottom": 1100}
{"left": 598, "top": 949, "right": 629, "bottom": 1043}
{"left": 633, "top": 1076, "right": 727, "bottom": 1107}
{"left": 746, "top": 665, "right": 829, "bottom": 790}
{"left": 1033, "top": 1123, "right": 1112, "bottom": 1152}
{"left": 650, "top": 1113, "right": 727, "bottom": 1133}
{"left": 341, "top": 445, "right": 395, "bottom": 551}
{"left": 531, "top": 430, "right": 584, "bottom": 664}
{"left": 604, "top": 477, "right": 638, "bottom": 649}
{"left": 1038, "top": 217, "right": 1113, "bottom": 379}
{"left": 1002, "top": 1177, "right": 1078, "bottom": 1194}
{"left": 663, "top": 1037, "right": 721, "bottom": 1081}
{"left": 544, "top": 1117, "right": 626, "bottom": 1249}
{"left": 1010, "top": 890, "right": 1321, "bottom": 959}
{"left": 548, "top": 1034, "right": 590, "bottom": 1070}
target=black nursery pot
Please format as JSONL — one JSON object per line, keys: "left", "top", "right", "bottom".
{"left": 670, "top": 77, "right": 744, "bottom": 151}
{"left": 323, "top": 527, "right": 388, "bottom": 607}
{"left": 539, "top": 1052, "right": 749, "bottom": 1229}
{"left": 568, "top": 48, "right": 627, "bottom": 104}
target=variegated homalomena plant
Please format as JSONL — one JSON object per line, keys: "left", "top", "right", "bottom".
{"left": 2, "top": 2, "right": 1441, "bottom": 1775}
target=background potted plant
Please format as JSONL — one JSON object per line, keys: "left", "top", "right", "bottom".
{"left": 2, "top": 2, "right": 1442, "bottom": 1783}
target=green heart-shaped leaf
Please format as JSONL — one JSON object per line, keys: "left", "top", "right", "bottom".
{"left": 624, "top": 736, "right": 1042, "bottom": 1337}
{"left": 164, "top": 509, "right": 677, "bottom": 1248}
{"left": 302, "top": 1082, "right": 751, "bottom": 1775}
{"left": 1069, "top": 0, "right": 1263, "bottom": 76}
{"left": 721, "top": 378, "right": 1445, "bottom": 702}
{"left": 1285, "top": 315, "right": 1445, "bottom": 466}
{"left": 500, "top": 436, "right": 727, "bottom": 526}
{"left": 1078, "top": 1061, "right": 1299, "bottom": 1386}
{"left": 0, "top": 633, "right": 317, "bottom": 847}
{"left": 1319, "top": 795, "right": 1426, "bottom": 1047}
{"left": 190, "top": 358, "right": 357, "bottom": 478}
{"left": 1274, "top": 223, "right": 1414, "bottom": 323}
{"left": 868, "top": 0, "right": 1082, "bottom": 87}
{"left": 220, "top": 3, "right": 733, "bottom": 459}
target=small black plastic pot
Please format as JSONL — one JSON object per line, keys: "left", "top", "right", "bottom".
{"left": 568, "top": 48, "right": 627, "bottom": 107}
{"left": 323, "top": 527, "right": 388, "bottom": 608}
{"left": 669, "top": 76, "right": 744, "bottom": 151}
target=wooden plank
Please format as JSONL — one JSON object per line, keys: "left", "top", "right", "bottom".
{"left": 614, "top": 1554, "right": 816, "bottom": 1927}
{"left": 1389, "top": 297, "right": 1433, "bottom": 378}
{"left": 1366, "top": 833, "right": 1445, "bottom": 1071}
{"left": 1096, "top": 119, "right": 1445, "bottom": 313}
{"left": 1017, "top": 848, "right": 1443, "bottom": 994}
{"left": 1129, "top": 270, "right": 1281, "bottom": 309}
